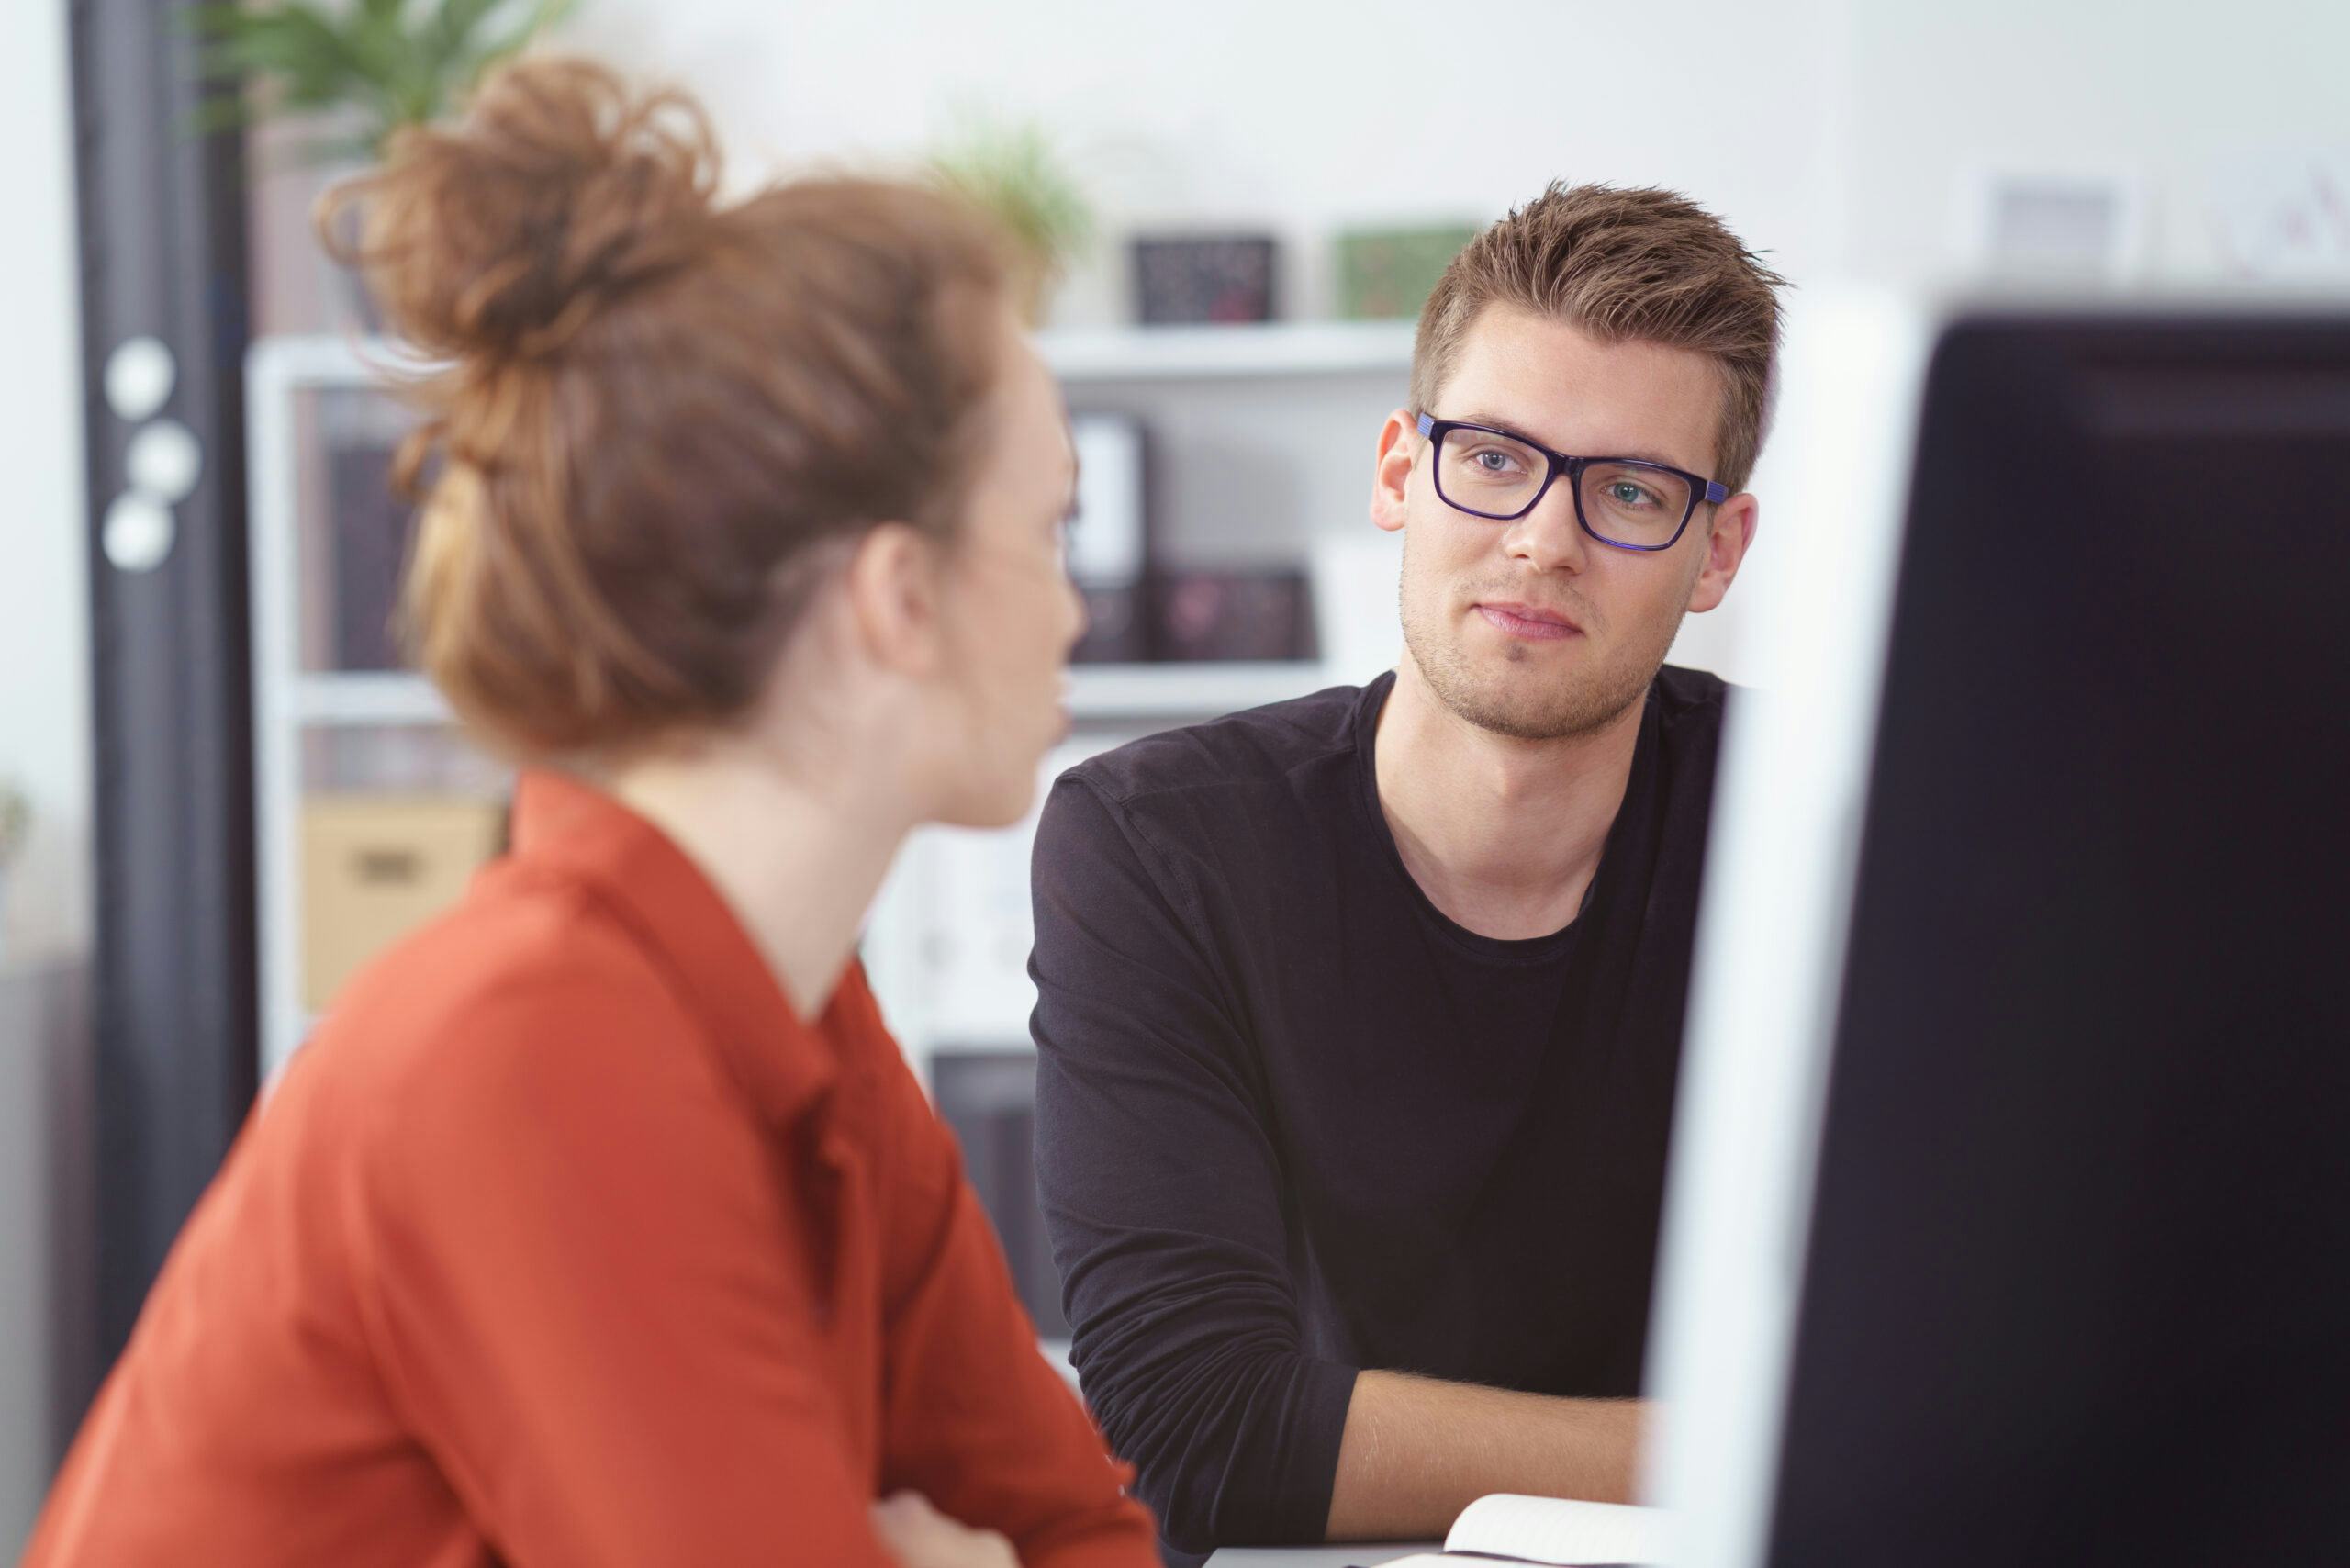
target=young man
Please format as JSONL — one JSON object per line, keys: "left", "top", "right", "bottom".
{"left": 1027, "top": 184, "right": 1785, "bottom": 1560}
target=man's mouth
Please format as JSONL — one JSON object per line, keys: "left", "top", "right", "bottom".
{"left": 1472, "top": 600, "right": 1583, "bottom": 641}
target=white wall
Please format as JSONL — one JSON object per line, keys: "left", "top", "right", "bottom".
{"left": 565, "top": 0, "right": 1852, "bottom": 327}
{"left": 554, "top": 0, "right": 1855, "bottom": 685}
{"left": 0, "top": 0, "right": 91, "bottom": 1552}
{"left": 549, "top": 0, "right": 2350, "bottom": 687}
{"left": 0, "top": 0, "right": 92, "bottom": 964}
{"left": 1845, "top": 0, "right": 2350, "bottom": 287}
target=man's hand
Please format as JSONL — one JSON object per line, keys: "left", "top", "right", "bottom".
{"left": 870, "top": 1491, "right": 1021, "bottom": 1568}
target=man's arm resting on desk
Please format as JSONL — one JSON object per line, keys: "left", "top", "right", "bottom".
{"left": 1324, "top": 1372, "right": 1646, "bottom": 1541}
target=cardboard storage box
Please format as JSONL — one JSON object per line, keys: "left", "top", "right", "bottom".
{"left": 301, "top": 794, "right": 508, "bottom": 1013}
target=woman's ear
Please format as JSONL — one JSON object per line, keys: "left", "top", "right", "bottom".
{"left": 1371, "top": 408, "right": 1420, "bottom": 534}
{"left": 843, "top": 522, "right": 947, "bottom": 678}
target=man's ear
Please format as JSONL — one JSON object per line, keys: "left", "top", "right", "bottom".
{"left": 1371, "top": 408, "right": 1422, "bottom": 534}
{"left": 843, "top": 521, "right": 947, "bottom": 678}
{"left": 1686, "top": 493, "right": 1760, "bottom": 614}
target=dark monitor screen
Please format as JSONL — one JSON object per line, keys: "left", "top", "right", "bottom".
{"left": 1765, "top": 313, "right": 2350, "bottom": 1566}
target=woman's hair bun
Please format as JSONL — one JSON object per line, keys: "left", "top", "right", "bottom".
{"left": 340, "top": 56, "right": 1016, "bottom": 761}
{"left": 322, "top": 55, "right": 720, "bottom": 361}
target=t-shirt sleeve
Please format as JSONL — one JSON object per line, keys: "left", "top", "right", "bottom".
{"left": 1029, "top": 773, "right": 1358, "bottom": 1553}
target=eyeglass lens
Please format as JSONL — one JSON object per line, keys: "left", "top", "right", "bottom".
{"left": 1434, "top": 425, "right": 1691, "bottom": 547}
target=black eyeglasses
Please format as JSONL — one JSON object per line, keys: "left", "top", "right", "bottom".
{"left": 1416, "top": 412, "right": 1729, "bottom": 553}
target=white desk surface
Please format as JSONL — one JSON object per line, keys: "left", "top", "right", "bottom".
{"left": 1204, "top": 1543, "right": 1442, "bottom": 1566}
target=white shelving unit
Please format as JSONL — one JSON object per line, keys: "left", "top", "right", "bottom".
{"left": 1041, "top": 319, "right": 1415, "bottom": 379}
{"left": 249, "top": 320, "right": 1415, "bottom": 396}
{"left": 248, "top": 324, "right": 1409, "bottom": 1080}
{"left": 285, "top": 660, "right": 1338, "bottom": 731}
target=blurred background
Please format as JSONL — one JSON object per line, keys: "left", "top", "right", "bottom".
{"left": 3, "top": 0, "right": 2344, "bottom": 1551}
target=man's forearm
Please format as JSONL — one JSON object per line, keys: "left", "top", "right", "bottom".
{"left": 1324, "top": 1371, "right": 1647, "bottom": 1541}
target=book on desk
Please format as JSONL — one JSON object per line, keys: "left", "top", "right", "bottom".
{"left": 1363, "top": 1494, "right": 1666, "bottom": 1567}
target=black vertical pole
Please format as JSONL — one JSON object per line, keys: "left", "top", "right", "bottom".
{"left": 68, "top": 0, "right": 257, "bottom": 1373}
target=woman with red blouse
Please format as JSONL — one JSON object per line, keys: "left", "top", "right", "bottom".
{"left": 27, "top": 56, "right": 1155, "bottom": 1568}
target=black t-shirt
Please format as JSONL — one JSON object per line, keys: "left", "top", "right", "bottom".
{"left": 1029, "top": 666, "right": 1728, "bottom": 1558}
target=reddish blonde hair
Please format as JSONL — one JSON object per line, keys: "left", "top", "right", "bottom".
{"left": 323, "top": 56, "right": 1012, "bottom": 756}
{"left": 1411, "top": 182, "right": 1788, "bottom": 491}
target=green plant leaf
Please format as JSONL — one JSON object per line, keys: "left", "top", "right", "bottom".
{"left": 342, "top": 5, "right": 422, "bottom": 95}
{"left": 432, "top": 0, "right": 509, "bottom": 57}
{"left": 255, "top": 6, "right": 375, "bottom": 87}
{"left": 457, "top": 0, "right": 575, "bottom": 83}
{"left": 928, "top": 111, "right": 1095, "bottom": 269}
{"left": 288, "top": 129, "right": 386, "bottom": 167}
{"left": 183, "top": 92, "right": 263, "bottom": 140}
{"left": 179, "top": 0, "right": 572, "bottom": 148}
{"left": 201, "top": 16, "right": 338, "bottom": 76}
{"left": 180, "top": 3, "right": 254, "bottom": 42}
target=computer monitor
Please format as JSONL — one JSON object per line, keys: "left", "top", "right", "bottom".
{"left": 1645, "top": 299, "right": 2350, "bottom": 1568}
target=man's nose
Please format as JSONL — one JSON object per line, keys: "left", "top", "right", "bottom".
{"left": 1502, "top": 476, "right": 1589, "bottom": 575}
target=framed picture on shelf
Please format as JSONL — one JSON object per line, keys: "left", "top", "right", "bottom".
{"left": 1333, "top": 222, "right": 1477, "bottom": 320}
{"left": 1130, "top": 233, "right": 1279, "bottom": 324}
{"left": 1956, "top": 164, "right": 2149, "bottom": 283}
{"left": 1148, "top": 568, "right": 1316, "bottom": 663}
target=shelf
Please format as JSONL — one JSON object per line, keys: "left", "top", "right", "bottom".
{"left": 1065, "top": 659, "right": 1335, "bottom": 716}
{"left": 1040, "top": 321, "right": 1415, "bottom": 381}
{"left": 285, "top": 661, "right": 1337, "bottom": 729}
{"left": 250, "top": 319, "right": 1386, "bottom": 1085}
{"left": 249, "top": 321, "right": 1416, "bottom": 393}
{"left": 249, "top": 332, "right": 408, "bottom": 390}
{"left": 287, "top": 671, "right": 451, "bottom": 726}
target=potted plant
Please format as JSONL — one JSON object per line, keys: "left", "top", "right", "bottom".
{"left": 190, "top": 0, "right": 576, "bottom": 160}
{"left": 188, "top": 0, "right": 576, "bottom": 327}
{"left": 926, "top": 111, "right": 1094, "bottom": 327}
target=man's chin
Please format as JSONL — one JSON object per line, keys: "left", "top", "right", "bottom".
{"left": 1457, "top": 696, "right": 1605, "bottom": 743}
{"left": 1424, "top": 644, "right": 1653, "bottom": 744}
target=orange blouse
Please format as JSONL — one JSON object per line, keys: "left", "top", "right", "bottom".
{"left": 27, "top": 770, "right": 1158, "bottom": 1566}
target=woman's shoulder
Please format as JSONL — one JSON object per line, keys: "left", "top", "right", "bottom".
{"left": 281, "top": 860, "right": 724, "bottom": 1143}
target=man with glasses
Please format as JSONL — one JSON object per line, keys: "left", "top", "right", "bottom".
{"left": 1029, "top": 184, "right": 1784, "bottom": 1560}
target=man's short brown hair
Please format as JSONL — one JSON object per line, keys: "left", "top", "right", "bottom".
{"left": 1411, "top": 182, "right": 1788, "bottom": 493}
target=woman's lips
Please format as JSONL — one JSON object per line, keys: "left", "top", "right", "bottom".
{"left": 1474, "top": 602, "right": 1582, "bottom": 641}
